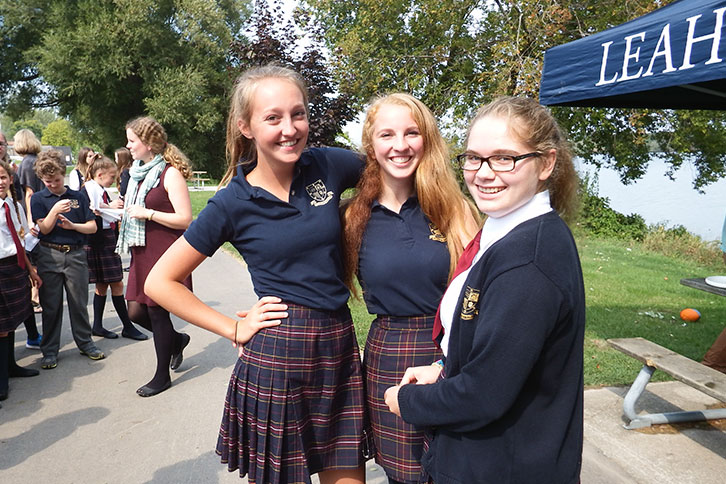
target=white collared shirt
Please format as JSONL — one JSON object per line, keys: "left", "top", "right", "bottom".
{"left": 438, "top": 191, "right": 553, "bottom": 356}
{"left": 84, "top": 180, "right": 111, "bottom": 229}
{"left": 0, "top": 195, "right": 28, "bottom": 259}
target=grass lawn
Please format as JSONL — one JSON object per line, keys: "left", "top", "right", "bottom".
{"left": 189, "top": 191, "right": 726, "bottom": 387}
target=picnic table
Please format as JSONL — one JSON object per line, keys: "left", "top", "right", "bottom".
{"left": 190, "top": 170, "right": 210, "bottom": 190}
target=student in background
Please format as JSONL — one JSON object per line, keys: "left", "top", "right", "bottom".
{"left": 114, "top": 147, "right": 133, "bottom": 200}
{"left": 69, "top": 147, "right": 95, "bottom": 192}
{"left": 0, "top": 160, "right": 41, "bottom": 405}
{"left": 83, "top": 155, "right": 148, "bottom": 341}
{"left": 31, "top": 150, "right": 105, "bottom": 370}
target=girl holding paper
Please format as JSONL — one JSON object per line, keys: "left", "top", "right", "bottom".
{"left": 83, "top": 155, "right": 147, "bottom": 341}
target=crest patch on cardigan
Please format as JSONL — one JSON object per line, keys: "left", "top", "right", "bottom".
{"left": 428, "top": 223, "right": 447, "bottom": 242}
{"left": 306, "top": 179, "right": 334, "bottom": 206}
{"left": 461, "top": 285, "right": 480, "bottom": 320}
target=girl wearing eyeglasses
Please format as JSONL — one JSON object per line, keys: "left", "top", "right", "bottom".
{"left": 385, "top": 97, "right": 585, "bottom": 484}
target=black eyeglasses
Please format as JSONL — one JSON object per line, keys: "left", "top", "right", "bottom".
{"left": 456, "top": 152, "right": 542, "bottom": 172}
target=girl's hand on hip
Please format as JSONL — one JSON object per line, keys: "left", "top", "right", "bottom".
{"left": 232, "top": 296, "right": 288, "bottom": 354}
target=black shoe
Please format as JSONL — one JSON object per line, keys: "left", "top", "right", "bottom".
{"left": 170, "top": 333, "right": 190, "bottom": 371}
{"left": 92, "top": 328, "right": 119, "bottom": 339}
{"left": 136, "top": 381, "right": 171, "bottom": 397}
{"left": 121, "top": 328, "right": 149, "bottom": 341}
{"left": 0, "top": 388, "right": 7, "bottom": 401}
{"left": 9, "top": 365, "right": 39, "bottom": 378}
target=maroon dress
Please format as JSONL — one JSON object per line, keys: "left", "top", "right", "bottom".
{"left": 126, "top": 164, "right": 192, "bottom": 306}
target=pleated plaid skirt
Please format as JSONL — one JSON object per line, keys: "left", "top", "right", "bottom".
{"left": 217, "top": 303, "right": 373, "bottom": 484}
{"left": 363, "top": 314, "right": 442, "bottom": 484}
{"left": 85, "top": 229, "right": 122, "bottom": 284}
{"left": 0, "top": 256, "right": 32, "bottom": 332}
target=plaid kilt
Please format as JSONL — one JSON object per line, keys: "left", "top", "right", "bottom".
{"left": 363, "top": 314, "right": 442, "bottom": 484}
{"left": 85, "top": 228, "right": 123, "bottom": 283}
{"left": 0, "top": 256, "right": 32, "bottom": 332}
{"left": 216, "top": 303, "right": 373, "bottom": 484}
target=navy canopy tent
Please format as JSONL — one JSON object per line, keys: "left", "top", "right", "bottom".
{"left": 539, "top": 0, "right": 726, "bottom": 109}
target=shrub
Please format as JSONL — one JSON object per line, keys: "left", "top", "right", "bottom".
{"left": 578, "top": 173, "right": 647, "bottom": 241}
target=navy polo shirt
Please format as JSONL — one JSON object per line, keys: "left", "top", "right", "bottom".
{"left": 358, "top": 197, "right": 450, "bottom": 316}
{"left": 30, "top": 187, "right": 94, "bottom": 245}
{"left": 184, "top": 147, "right": 363, "bottom": 311}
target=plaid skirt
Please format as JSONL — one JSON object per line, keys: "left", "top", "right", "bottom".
{"left": 363, "top": 314, "right": 442, "bottom": 484}
{"left": 85, "top": 229, "right": 123, "bottom": 283}
{"left": 216, "top": 303, "right": 373, "bottom": 484}
{"left": 0, "top": 256, "right": 32, "bottom": 332}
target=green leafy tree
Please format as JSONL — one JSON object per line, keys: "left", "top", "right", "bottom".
{"left": 0, "top": 0, "right": 249, "bottom": 174}
{"left": 228, "top": 0, "right": 356, "bottom": 147}
{"left": 304, "top": 0, "right": 726, "bottom": 189}
{"left": 41, "top": 119, "right": 81, "bottom": 150}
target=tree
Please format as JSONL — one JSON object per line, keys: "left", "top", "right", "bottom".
{"left": 0, "top": 0, "right": 249, "bottom": 174}
{"left": 303, "top": 0, "right": 726, "bottom": 189}
{"left": 227, "top": 0, "right": 357, "bottom": 148}
{"left": 42, "top": 119, "right": 81, "bottom": 150}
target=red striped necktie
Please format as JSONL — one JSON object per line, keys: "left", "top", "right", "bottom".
{"left": 432, "top": 229, "right": 482, "bottom": 345}
{"left": 4, "top": 201, "right": 26, "bottom": 269}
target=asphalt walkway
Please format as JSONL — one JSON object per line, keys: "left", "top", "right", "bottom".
{"left": 1, "top": 249, "right": 725, "bottom": 483}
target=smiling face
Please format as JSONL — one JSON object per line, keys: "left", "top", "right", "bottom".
{"left": 125, "top": 128, "right": 153, "bottom": 162}
{"left": 239, "top": 78, "right": 309, "bottom": 168}
{"left": 464, "top": 115, "right": 555, "bottom": 219}
{"left": 371, "top": 103, "right": 424, "bottom": 189}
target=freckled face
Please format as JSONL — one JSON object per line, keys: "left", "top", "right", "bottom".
{"left": 371, "top": 104, "right": 424, "bottom": 188}
{"left": 464, "top": 115, "right": 554, "bottom": 218}
{"left": 239, "top": 78, "right": 309, "bottom": 168}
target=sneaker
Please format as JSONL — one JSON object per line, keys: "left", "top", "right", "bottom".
{"left": 80, "top": 347, "right": 105, "bottom": 360}
{"left": 41, "top": 355, "right": 58, "bottom": 369}
{"left": 26, "top": 335, "right": 42, "bottom": 350}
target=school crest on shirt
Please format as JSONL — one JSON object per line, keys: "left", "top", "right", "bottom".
{"left": 460, "top": 285, "right": 480, "bottom": 321}
{"left": 428, "top": 223, "right": 447, "bottom": 243}
{"left": 306, "top": 179, "right": 334, "bottom": 206}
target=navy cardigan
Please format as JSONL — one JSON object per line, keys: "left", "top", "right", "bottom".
{"left": 398, "top": 211, "right": 585, "bottom": 484}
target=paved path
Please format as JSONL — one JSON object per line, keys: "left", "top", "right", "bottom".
{"left": 1, "top": 249, "right": 725, "bottom": 483}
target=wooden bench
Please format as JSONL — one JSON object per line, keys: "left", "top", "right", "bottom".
{"left": 608, "top": 337, "right": 726, "bottom": 429}
{"left": 190, "top": 171, "right": 210, "bottom": 190}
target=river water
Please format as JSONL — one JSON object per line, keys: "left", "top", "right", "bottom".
{"left": 576, "top": 158, "right": 726, "bottom": 243}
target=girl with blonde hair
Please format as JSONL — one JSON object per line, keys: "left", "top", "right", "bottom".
{"left": 116, "top": 116, "right": 193, "bottom": 397}
{"left": 342, "top": 93, "right": 479, "bottom": 484}
{"left": 146, "top": 64, "right": 371, "bottom": 484}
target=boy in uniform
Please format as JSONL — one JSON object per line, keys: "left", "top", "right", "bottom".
{"left": 31, "top": 150, "right": 104, "bottom": 369}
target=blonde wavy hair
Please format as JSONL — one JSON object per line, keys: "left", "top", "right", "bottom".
{"left": 220, "top": 64, "right": 308, "bottom": 187}
{"left": 343, "top": 93, "right": 480, "bottom": 291}
{"left": 126, "top": 116, "right": 192, "bottom": 180}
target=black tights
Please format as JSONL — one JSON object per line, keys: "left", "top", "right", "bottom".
{"left": 128, "top": 301, "right": 182, "bottom": 390}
